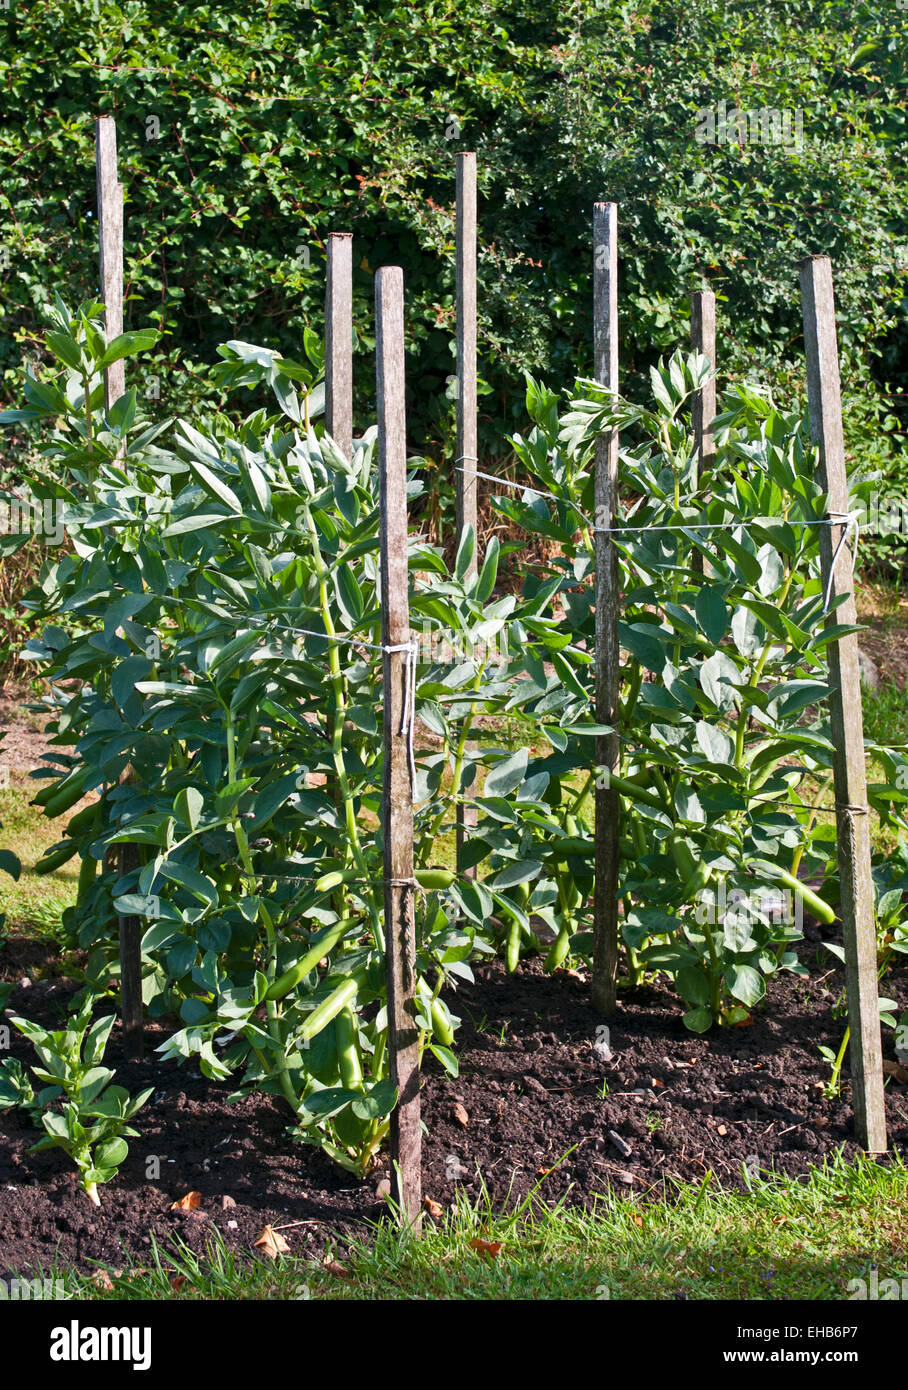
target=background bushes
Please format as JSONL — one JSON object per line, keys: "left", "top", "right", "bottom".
{"left": 0, "top": 0, "right": 906, "bottom": 555}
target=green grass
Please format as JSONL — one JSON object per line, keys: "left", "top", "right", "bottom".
{"left": 36, "top": 1151, "right": 908, "bottom": 1301}
{"left": 0, "top": 775, "right": 77, "bottom": 939}
{"left": 863, "top": 681, "right": 908, "bottom": 749}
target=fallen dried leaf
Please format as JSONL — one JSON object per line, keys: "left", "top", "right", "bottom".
{"left": 253, "top": 1225, "right": 290, "bottom": 1259}
{"left": 883, "top": 1059, "right": 908, "bottom": 1084}
{"left": 170, "top": 1190, "right": 202, "bottom": 1211}
{"left": 469, "top": 1238, "right": 502, "bottom": 1258}
{"left": 324, "top": 1258, "right": 351, "bottom": 1278}
{"left": 169, "top": 1275, "right": 187, "bottom": 1292}
{"left": 452, "top": 1102, "right": 469, "bottom": 1128}
{"left": 90, "top": 1270, "right": 114, "bottom": 1291}
{"left": 423, "top": 1196, "right": 444, "bottom": 1220}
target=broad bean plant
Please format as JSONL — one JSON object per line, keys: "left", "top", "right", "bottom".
{"left": 1, "top": 300, "right": 586, "bottom": 1173}
{"left": 486, "top": 356, "right": 908, "bottom": 1028}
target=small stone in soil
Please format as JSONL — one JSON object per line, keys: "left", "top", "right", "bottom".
{"left": 608, "top": 1130, "right": 633, "bottom": 1158}
{"left": 221, "top": 1195, "right": 236, "bottom": 1209}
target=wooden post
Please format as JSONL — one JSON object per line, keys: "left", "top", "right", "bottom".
{"left": 118, "top": 841, "right": 143, "bottom": 1060}
{"left": 591, "top": 202, "right": 621, "bottom": 1016}
{"left": 376, "top": 265, "right": 422, "bottom": 1225}
{"left": 799, "top": 254, "right": 887, "bottom": 1154}
{"left": 96, "top": 117, "right": 143, "bottom": 1059}
{"left": 326, "top": 232, "right": 353, "bottom": 461}
{"left": 690, "top": 288, "right": 716, "bottom": 486}
{"left": 455, "top": 151, "right": 478, "bottom": 575}
{"left": 455, "top": 152, "right": 479, "bottom": 878}
{"left": 95, "top": 117, "right": 125, "bottom": 410}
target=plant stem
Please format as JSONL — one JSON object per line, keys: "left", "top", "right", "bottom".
{"left": 303, "top": 504, "right": 383, "bottom": 950}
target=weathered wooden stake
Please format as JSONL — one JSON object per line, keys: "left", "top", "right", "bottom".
{"left": 376, "top": 265, "right": 422, "bottom": 1225}
{"left": 96, "top": 116, "right": 143, "bottom": 1058}
{"left": 690, "top": 288, "right": 717, "bottom": 486}
{"left": 95, "top": 117, "right": 125, "bottom": 410}
{"left": 326, "top": 232, "right": 353, "bottom": 461}
{"left": 799, "top": 254, "right": 887, "bottom": 1153}
{"left": 118, "top": 841, "right": 143, "bottom": 1060}
{"left": 455, "top": 152, "right": 479, "bottom": 876}
{"left": 455, "top": 151, "right": 478, "bottom": 576}
{"left": 591, "top": 201, "right": 621, "bottom": 1016}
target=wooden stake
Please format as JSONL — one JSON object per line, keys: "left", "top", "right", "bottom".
{"left": 326, "top": 232, "right": 353, "bottom": 461}
{"left": 97, "top": 117, "right": 143, "bottom": 1058}
{"left": 455, "top": 152, "right": 478, "bottom": 576}
{"left": 592, "top": 202, "right": 620, "bottom": 1016}
{"left": 117, "top": 840, "right": 143, "bottom": 1060}
{"left": 455, "top": 153, "right": 479, "bottom": 877}
{"left": 690, "top": 289, "right": 716, "bottom": 485}
{"left": 376, "top": 265, "right": 422, "bottom": 1225}
{"left": 799, "top": 254, "right": 887, "bottom": 1154}
{"left": 95, "top": 117, "right": 125, "bottom": 411}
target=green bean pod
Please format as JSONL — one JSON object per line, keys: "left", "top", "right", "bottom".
{"left": 264, "top": 916, "right": 355, "bottom": 1001}
{"left": 298, "top": 975, "right": 361, "bottom": 1044}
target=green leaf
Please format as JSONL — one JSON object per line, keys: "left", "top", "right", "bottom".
{"left": 174, "top": 787, "right": 204, "bottom": 832}
{"left": 427, "top": 1043, "right": 459, "bottom": 1078}
{"left": 475, "top": 535, "right": 500, "bottom": 603}
{"left": 683, "top": 1007, "right": 714, "bottom": 1033}
{"left": 484, "top": 748, "right": 529, "bottom": 797}
{"left": 158, "top": 860, "right": 219, "bottom": 907}
{"left": 725, "top": 963, "right": 765, "bottom": 1007}
{"left": 250, "top": 770, "right": 302, "bottom": 828}
{"left": 334, "top": 563, "right": 364, "bottom": 625}
{"left": 351, "top": 1078, "right": 398, "bottom": 1121}
{"left": 694, "top": 585, "right": 729, "bottom": 646}
{"left": 677, "top": 965, "right": 711, "bottom": 1007}
{"left": 491, "top": 859, "right": 542, "bottom": 889}
{"left": 695, "top": 721, "right": 733, "bottom": 764}
{"left": 455, "top": 525, "right": 476, "bottom": 581}
{"left": 96, "top": 330, "right": 159, "bottom": 370}
{"left": 45, "top": 331, "right": 83, "bottom": 371}
{"left": 618, "top": 621, "right": 667, "bottom": 671}
{"left": 699, "top": 652, "right": 741, "bottom": 712}
{"left": 185, "top": 456, "right": 243, "bottom": 513}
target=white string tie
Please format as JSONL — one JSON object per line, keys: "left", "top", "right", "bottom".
{"left": 243, "top": 616, "right": 419, "bottom": 787}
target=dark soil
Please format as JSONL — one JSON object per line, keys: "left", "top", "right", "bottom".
{"left": 1, "top": 929, "right": 906, "bottom": 1280}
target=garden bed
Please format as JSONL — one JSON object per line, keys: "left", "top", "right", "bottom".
{"left": 2, "top": 933, "right": 905, "bottom": 1280}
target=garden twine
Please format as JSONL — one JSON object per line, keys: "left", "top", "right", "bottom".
{"left": 455, "top": 464, "right": 861, "bottom": 613}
